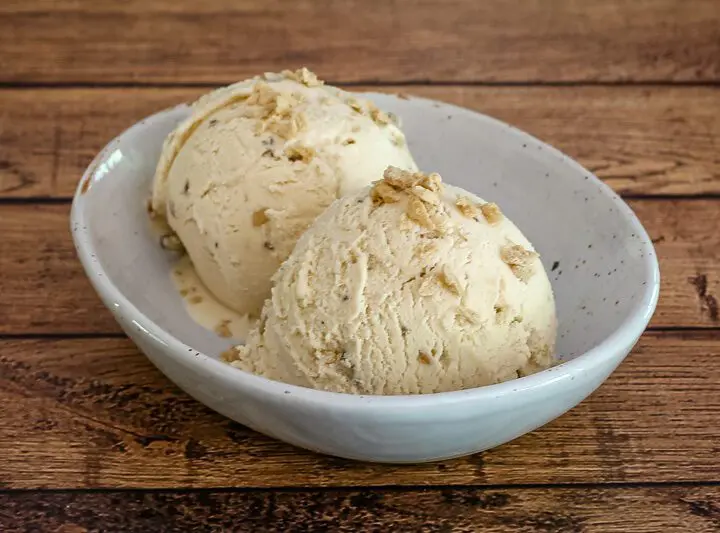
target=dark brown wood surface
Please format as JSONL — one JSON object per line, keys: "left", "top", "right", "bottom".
{"left": 2, "top": 86, "right": 719, "bottom": 198}
{"left": 2, "top": 485, "right": 719, "bottom": 532}
{"left": 1, "top": 0, "right": 719, "bottom": 84}
{"left": 1, "top": 1, "right": 719, "bottom": 531}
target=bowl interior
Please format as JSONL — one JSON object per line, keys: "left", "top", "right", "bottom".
{"left": 74, "top": 95, "right": 657, "bottom": 367}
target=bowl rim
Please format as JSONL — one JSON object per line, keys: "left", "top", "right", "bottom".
{"left": 71, "top": 97, "right": 661, "bottom": 409}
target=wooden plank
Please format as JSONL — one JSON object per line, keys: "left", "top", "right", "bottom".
{"left": 1, "top": 86, "right": 719, "bottom": 199}
{"left": 1, "top": 199, "right": 718, "bottom": 334}
{"left": 1, "top": 0, "right": 719, "bottom": 84}
{"left": 0, "top": 331, "right": 718, "bottom": 489}
{"left": 1, "top": 486, "right": 718, "bottom": 532}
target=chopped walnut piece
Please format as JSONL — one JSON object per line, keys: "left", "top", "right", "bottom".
{"left": 501, "top": 244, "right": 538, "bottom": 282}
{"left": 272, "top": 93, "right": 295, "bottom": 116}
{"left": 406, "top": 196, "right": 436, "bottom": 230}
{"left": 501, "top": 244, "right": 537, "bottom": 265}
{"left": 371, "top": 181, "right": 403, "bottom": 205}
{"left": 215, "top": 320, "right": 232, "bottom": 338}
{"left": 221, "top": 347, "right": 239, "bottom": 362}
{"left": 246, "top": 81, "right": 278, "bottom": 108}
{"left": 346, "top": 97, "right": 364, "bottom": 113}
{"left": 252, "top": 209, "right": 269, "bottom": 226}
{"left": 437, "top": 267, "right": 461, "bottom": 296}
{"left": 383, "top": 166, "right": 423, "bottom": 190}
{"left": 189, "top": 295, "right": 203, "bottom": 304}
{"left": 282, "top": 67, "right": 323, "bottom": 87}
{"left": 480, "top": 202, "right": 503, "bottom": 225}
{"left": 267, "top": 112, "right": 307, "bottom": 138}
{"left": 248, "top": 81, "right": 306, "bottom": 139}
{"left": 418, "top": 352, "right": 432, "bottom": 365}
{"left": 409, "top": 185, "right": 440, "bottom": 205}
{"left": 367, "top": 102, "right": 391, "bottom": 126}
{"left": 456, "top": 197, "right": 482, "bottom": 219}
{"left": 420, "top": 173, "right": 442, "bottom": 193}
{"left": 285, "top": 144, "right": 315, "bottom": 163}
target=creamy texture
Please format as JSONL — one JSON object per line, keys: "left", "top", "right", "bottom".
{"left": 171, "top": 256, "right": 253, "bottom": 341}
{"left": 227, "top": 168, "right": 557, "bottom": 395}
{"left": 151, "top": 69, "right": 418, "bottom": 317}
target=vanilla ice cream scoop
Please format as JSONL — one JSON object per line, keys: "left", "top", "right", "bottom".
{"left": 151, "top": 69, "right": 417, "bottom": 317}
{"left": 226, "top": 167, "right": 557, "bottom": 395}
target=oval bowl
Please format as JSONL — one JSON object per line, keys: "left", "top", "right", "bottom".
{"left": 71, "top": 93, "right": 660, "bottom": 463}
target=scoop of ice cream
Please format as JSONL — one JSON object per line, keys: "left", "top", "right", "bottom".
{"left": 226, "top": 167, "right": 557, "bottom": 395}
{"left": 151, "top": 68, "right": 418, "bottom": 317}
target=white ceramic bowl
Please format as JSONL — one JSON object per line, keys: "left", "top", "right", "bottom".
{"left": 71, "top": 94, "right": 660, "bottom": 463}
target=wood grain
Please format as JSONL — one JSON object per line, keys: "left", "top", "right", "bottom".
{"left": 1, "top": 199, "right": 718, "bottom": 334}
{"left": 1, "top": 0, "right": 719, "bottom": 84}
{"left": 1, "top": 331, "right": 718, "bottom": 489}
{"left": 1, "top": 86, "right": 719, "bottom": 198}
{"left": 1, "top": 485, "right": 719, "bottom": 532}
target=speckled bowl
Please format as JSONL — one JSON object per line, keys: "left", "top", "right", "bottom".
{"left": 71, "top": 93, "right": 660, "bottom": 463}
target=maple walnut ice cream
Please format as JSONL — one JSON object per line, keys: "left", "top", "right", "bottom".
{"left": 225, "top": 167, "right": 557, "bottom": 395}
{"left": 151, "top": 68, "right": 418, "bottom": 317}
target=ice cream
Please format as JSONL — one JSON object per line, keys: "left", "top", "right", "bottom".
{"left": 226, "top": 167, "right": 557, "bottom": 395}
{"left": 151, "top": 68, "right": 418, "bottom": 317}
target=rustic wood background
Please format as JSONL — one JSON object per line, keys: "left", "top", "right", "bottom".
{"left": 1, "top": 1, "right": 719, "bottom": 531}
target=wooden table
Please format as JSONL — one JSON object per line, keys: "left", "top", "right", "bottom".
{"left": 1, "top": 1, "right": 719, "bottom": 531}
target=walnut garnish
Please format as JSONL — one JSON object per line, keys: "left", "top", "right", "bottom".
{"left": 248, "top": 81, "right": 306, "bottom": 139}
{"left": 383, "top": 166, "right": 424, "bottom": 189}
{"left": 189, "top": 295, "right": 203, "bottom": 304}
{"left": 418, "top": 352, "right": 432, "bottom": 365}
{"left": 420, "top": 173, "right": 441, "bottom": 193}
{"left": 282, "top": 67, "right": 323, "bottom": 87}
{"left": 371, "top": 167, "right": 448, "bottom": 231}
{"left": 252, "top": 209, "right": 269, "bottom": 227}
{"left": 406, "top": 196, "right": 436, "bottom": 229}
{"left": 346, "top": 97, "right": 364, "bottom": 114}
{"left": 456, "top": 197, "right": 482, "bottom": 219}
{"left": 215, "top": 320, "right": 232, "bottom": 338}
{"left": 371, "top": 181, "right": 403, "bottom": 205}
{"left": 266, "top": 112, "right": 307, "bottom": 138}
{"left": 409, "top": 185, "right": 440, "bottom": 205}
{"left": 480, "top": 202, "right": 503, "bottom": 225}
{"left": 247, "top": 81, "right": 279, "bottom": 109}
{"left": 501, "top": 244, "right": 538, "bottom": 283}
{"left": 221, "top": 347, "right": 239, "bottom": 362}
{"left": 367, "top": 102, "right": 391, "bottom": 126}
{"left": 285, "top": 144, "right": 315, "bottom": 163}
{"left": 437, "top": 267, "right": 461, "bottom": 296}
